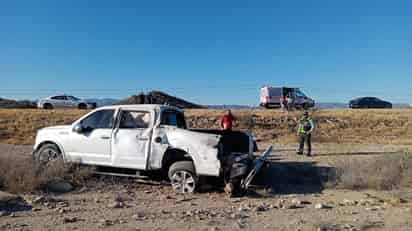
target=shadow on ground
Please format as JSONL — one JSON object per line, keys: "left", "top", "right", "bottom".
{"left": 251, "top": 159, "right": 335, "bottom": 196}
{"left": 0, "top": 201, "right": 32, "bottom": 214}
{"left": 314, "top": 151, "right": 399, "bottom": 157}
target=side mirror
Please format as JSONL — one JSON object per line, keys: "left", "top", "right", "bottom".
{"left": 73, "top": 124, "right": 83, "bottom": 133}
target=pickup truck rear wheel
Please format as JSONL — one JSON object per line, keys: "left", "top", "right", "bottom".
{"left": 168, "top": 161, "right": 197, "bottom": 194}
{"left": 34, "top": 143, "right": 62, "bottom": 165}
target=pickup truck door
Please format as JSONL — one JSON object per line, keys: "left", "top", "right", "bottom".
{"left": 111, "top": 110, "right": 153, "bottom": 170}
{"left": 65, "top": 109, "right": 115, "bottom": 165}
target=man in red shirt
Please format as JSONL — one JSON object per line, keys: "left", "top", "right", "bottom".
{"left": 221, "top": 110, "right": 236, "bottom": 131}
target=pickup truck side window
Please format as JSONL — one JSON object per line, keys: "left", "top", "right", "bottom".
{"left": 161, "top": 111, "right": 186, "bottom": 129}
{"left": 119, "top": 111, "right": 150, "bottom": 129}
{"left": 81, "top": 110, "right": 115, "bottom": 130}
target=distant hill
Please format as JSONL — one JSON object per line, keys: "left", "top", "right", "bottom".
{"left": 315, "top": 102, "right": 348, "bottom": 109}
{"left": 118, "top": 91, "right": 203, "bottom": 109}
{"left": 316, "top": 102, "right": 410, "bottom": 109}
{"left": 85, "top": 98, "right": 119, "bottom": 107}
{"left": 206, "top": 103, "right": 348, "bottom": 109}
{"left": 208, "top": 102, "right": 411, "bottom": 109}
{"left": 393, "top": 103, "right": 410, "bottom": 109}
{"left": 0, "top": 98, "right": 36, "bottom": 109}
{"left": 206, "top": 105, "right": 259, "bottom": 109}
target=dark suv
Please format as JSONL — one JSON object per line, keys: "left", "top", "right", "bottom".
{"left": 349, "top": 97, "right": 392, "bottom": 109}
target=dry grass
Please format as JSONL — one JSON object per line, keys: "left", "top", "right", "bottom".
{"left": 329, "top": 152, "right": 412, "bottom": 190}
{"left": 0, "top": 108, "right": 412, "bottom": 145}
{"left": 0, "top": 155, "right": 93, "bottom": 193}
{"left": 186, "top": 108, "right": 412, "bottom": 145}
{"left": 0, "top": 109, "right": 85, "bottom": 145}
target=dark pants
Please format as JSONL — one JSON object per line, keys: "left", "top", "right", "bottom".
{"left": 298, "top": 133, "right": 312, "bottom": 155}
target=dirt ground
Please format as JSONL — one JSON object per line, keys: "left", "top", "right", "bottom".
{"left": 1, "top": 143, "right": 412, "bottom": 231}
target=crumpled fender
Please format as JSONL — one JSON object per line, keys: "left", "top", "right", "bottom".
{"left": 153, "top": 127, "right": 222, "bottom": 176}
{"left": 33, "top": 132, "right": 67, "bottom": 159}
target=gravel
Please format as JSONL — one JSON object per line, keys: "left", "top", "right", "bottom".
{"left": 0, "top": 143, "right": 33, "bottom": 160}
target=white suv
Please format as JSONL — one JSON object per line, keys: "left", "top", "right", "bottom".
{"left": 37, "top": 95, "right": 96, "bottom": 110}
{"left": 33, "top": 104, "right": 270, "bottom": 194}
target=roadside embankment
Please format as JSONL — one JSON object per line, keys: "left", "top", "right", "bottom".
{"left": 0, "top": 109, "right": 411, "bottom": 145}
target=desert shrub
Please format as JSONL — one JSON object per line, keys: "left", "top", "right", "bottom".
{"left": 330, "top": 152, "right": 412, "bottom": 190}
{"left": 0, "top": 156, "right": 93, "bottom": 193}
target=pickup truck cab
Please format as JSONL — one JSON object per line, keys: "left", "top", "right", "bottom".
{"left": 33, "top": 105, "right": 269, "bottom": 194}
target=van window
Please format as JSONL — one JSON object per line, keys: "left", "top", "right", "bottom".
{"left": 295, "top": 90, "right": 307, "bottom": 98}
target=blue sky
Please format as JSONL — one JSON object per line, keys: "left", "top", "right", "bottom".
{"left": 0, "top": 1, "right": 411, "bottom": 105}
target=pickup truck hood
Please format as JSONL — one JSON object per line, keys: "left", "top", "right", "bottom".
{"left": 39, "top": 125, "right": 72, "bottom": 133}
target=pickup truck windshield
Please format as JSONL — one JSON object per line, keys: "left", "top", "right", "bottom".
{"left": 161, "top": 111, "right": 187, "bottom": 129}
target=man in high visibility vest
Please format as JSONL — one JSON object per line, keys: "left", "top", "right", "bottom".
{"left": 297, "top": 111, "right": 315, "bottom": 156}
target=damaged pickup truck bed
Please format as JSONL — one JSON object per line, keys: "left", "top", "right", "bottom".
{"left": 33, "top": 104, "right": 271, "bottom": 194}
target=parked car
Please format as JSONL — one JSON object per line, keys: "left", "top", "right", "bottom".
{"left": 260, "top": 86, "right": 315, "bottom": 109}
{"left": 37, "top": 95, "right": 97, "bottom": 110}
{"left": 349, "top": 97, "right": 392, "bottom": 109}
{"left": 33, "top": 104, "right": 271, "bottom": 194}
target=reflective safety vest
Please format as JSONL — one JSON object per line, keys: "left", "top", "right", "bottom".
{"left": 299, "top": 117, "right": 313, "bottom": 134}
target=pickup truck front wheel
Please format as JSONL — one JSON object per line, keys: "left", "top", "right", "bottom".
{"left": 168, "top": 161, "right": 197, "bottom": 194}
{"left": 34, "top": 143, "right": 62, "bottom": 166}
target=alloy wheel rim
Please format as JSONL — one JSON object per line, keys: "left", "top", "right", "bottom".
{"left": 38, "top": 148, "right": 59, "bottom": 164}
{"left": 171, "top": 171, "right": 195, "bottom": 193}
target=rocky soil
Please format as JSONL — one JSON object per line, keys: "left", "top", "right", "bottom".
{"left": 1, "top": 143, "right": 412, "bottom": 231}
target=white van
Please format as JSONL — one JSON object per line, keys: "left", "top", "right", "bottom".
{"left": 260, "top": 86, "right": 315, "bottom": 109}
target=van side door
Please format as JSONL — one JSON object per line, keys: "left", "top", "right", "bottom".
{"left": 111, "top": 109, "right": 153, "bottom": 170}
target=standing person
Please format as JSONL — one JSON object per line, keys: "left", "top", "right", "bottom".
{"left": 281, "top": 95, "right": 288, "bottom": 111}
{"left": 286, "top": 93, "right": 294, "bottom": 111}
{"left": 221, "top": 110, "right": 236, "bottom": 131}
{"left": 297, "top": 111, "right": 315, "bottom": 156}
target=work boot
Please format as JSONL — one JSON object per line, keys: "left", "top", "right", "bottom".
{"left": 296, "top": 152, "right": 303, "bottom": 155}
{"left": 307, "top": 153, "right": 312, "bottom": 157}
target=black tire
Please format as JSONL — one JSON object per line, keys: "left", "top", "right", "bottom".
{"left": 43, "top": 103, "right": 53, "bottom": 110}
{"left": 302, "top": 103, "right": 309, "bottom": 110}
{"left": 78, "top": 103, "right": 87, "bottom": 110}
{"left": 168, "top": 161, "right": 197, "bottom": 194}
{"left": 33, "top": 143, "right": 63, "bottom": 165}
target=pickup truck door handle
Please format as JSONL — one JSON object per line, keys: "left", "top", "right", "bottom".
{"left": 137, "top": 137, "right": 149, "bottom": 141}
{"left": 100, "top": 136, "right": 111, "bottom": 140}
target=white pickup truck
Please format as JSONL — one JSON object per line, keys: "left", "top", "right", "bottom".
{"left": 33, "top": 104, "right": 271, "bottom": 194}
